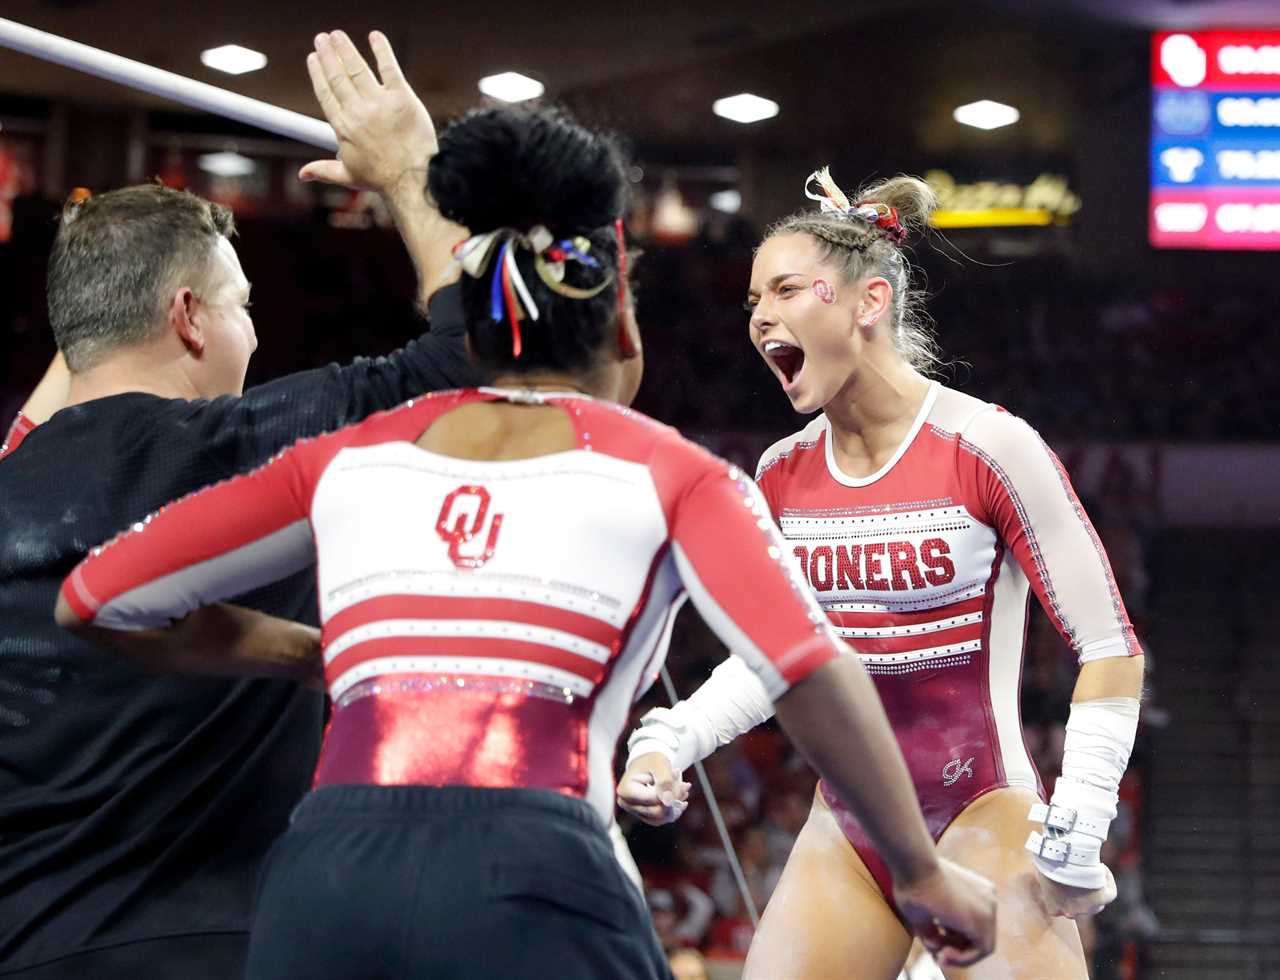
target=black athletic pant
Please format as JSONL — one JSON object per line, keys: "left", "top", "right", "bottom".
{"left": 246, "top": 785, "right": 673, "bottom": 980}
{"left": 0, "top": 934, "right": 247, "bottom": 979}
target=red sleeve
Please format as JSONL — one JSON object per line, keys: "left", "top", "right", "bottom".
{"left": 0, "top": 412, "right": 33, "bottom": 460}
{"left": 958, "top": 407, "right": 1141, "bottom": 663}
{"left": 658, "top": 445, "right": 842, "bottom": 700}
{"left": 61, "top": 440, "right": 322, "bottom": 630}
{"left": 60, "top": 397, "right": 451, "bottom": 628}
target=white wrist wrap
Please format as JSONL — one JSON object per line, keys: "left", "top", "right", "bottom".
{"left": 1026, "top": 697, "right": 1139, "bottom": 890}
{"left": 626, "top": 655, "right": 775, "bottom": 773}
{"left": 626, "top": 705, "right": 701, "bottom": 773}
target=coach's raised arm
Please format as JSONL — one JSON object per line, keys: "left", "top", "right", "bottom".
{"left": 3, "top": 30, "right": 475, "bottom": 469}
{"left": 194, "top": 30, "right": 477, "bottom": 469}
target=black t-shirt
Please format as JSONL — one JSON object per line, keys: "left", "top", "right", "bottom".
{"left": 0, "top": 287, "right": 475, "bottom": 971}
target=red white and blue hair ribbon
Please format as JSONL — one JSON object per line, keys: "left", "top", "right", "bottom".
{"left": 454, "top": 224, "right": 615, "bottom": 358}
{"left": 804, "top": 167, "right": 907, "bottom": 245}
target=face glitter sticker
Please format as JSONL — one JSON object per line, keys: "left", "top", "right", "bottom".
{"left": 812, "top": 278, "right": 837, "bottom": 305}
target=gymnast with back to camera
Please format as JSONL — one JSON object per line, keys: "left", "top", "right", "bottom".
{"left": 619, "top": 169, "right": 1145, "bottom": 980}
{"left": 55, "top": 88, "right": 997, "bottom": 979}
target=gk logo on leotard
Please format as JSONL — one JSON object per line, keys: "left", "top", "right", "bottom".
{"left": 436, "top": 485, "right": 504, "bottom": 569}
{"left": 942, "top": 757, "right": 974, "bottom": 787}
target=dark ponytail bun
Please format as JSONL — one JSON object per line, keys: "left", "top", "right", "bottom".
{"left": 427, "top": 106, "right": 629, "bottom": 375}
{"left": 430, "top": 106, "right": 626, "bottom": 234}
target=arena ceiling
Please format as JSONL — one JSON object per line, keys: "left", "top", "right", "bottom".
{"left": 1, "top": 0, "right": 1278, "bottom": 160}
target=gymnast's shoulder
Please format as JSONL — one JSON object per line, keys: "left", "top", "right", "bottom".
{"left": 755, "top": 414, "right": 826, "bottom": 481}
{"left": 929, "top": 384, "right": 1049, "bottom": 461}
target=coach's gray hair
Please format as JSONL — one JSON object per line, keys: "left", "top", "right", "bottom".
{"left": 47, "top": 183, "right": 235, "bottom": 371}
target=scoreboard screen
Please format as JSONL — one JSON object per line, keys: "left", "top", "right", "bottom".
{"left": 1151, "top": 31, "right": 1280, "bottom": 250}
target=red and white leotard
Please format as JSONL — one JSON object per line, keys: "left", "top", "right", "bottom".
{"left": 59, "top": 388, "right": 842, "bottom": 826}
{"left": 653, "top": 382, "right": 1141, "bottom": 897}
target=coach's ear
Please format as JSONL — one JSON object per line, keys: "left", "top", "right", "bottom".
{"left": 169, "top": 287, "right": 205, "bottom": 355}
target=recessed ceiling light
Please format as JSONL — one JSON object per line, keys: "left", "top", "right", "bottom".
{"left": 953, "top": 100, "right": 1020, "bottom": 130}
{"left": 709, "top": 189, "right": 742, "bottom": 214}
{"left": 478, "top": 72, "right": 545, "bottom": 103}
{"left": 200, "top": 45, "right": 268, "bottom": 76}
{"left": 713, "top": 93, "right": 779, "bottom": 124}
{"left": 198, "top": 151, "right": 256, "bottom": 178}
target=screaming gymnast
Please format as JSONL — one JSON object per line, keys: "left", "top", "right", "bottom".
{"left": 620, "top": 168, "right": 1144, "bottom": 980}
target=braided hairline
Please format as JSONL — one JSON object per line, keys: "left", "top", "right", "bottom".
{"left": 767, "top": 214, "right": 905, "bottom": 292}
{"left": 775, "top": 215, "right": 876, "bottom": 253}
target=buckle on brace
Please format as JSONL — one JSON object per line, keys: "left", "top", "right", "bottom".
{"left": 1026, "top": 830, "right": 1072, "bottom": 864}
{"left": 1030, "top": 802, "right": 1079, "bottom": 834}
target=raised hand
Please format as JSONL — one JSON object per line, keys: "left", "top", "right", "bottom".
{"left": 616, "top": 751, "right": 691, "bottom": 826}
{"left": 300, "top": 30, "right": 436, "bottom": 197}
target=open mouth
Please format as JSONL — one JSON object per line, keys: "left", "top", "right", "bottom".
{"left": 763, "top": 339, "right": 806, "bottom": 387}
